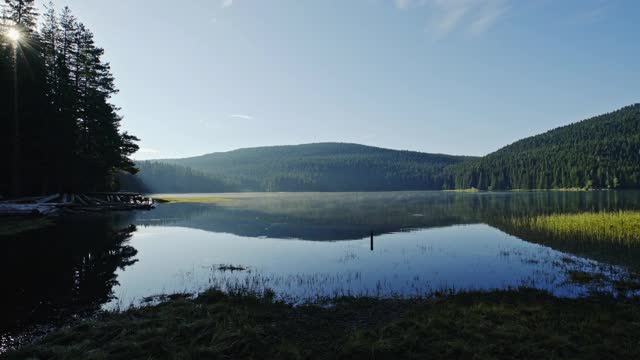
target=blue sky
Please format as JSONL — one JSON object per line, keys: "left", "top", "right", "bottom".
{"left": 51, "top": 0, "right": 639, "bottom": 159}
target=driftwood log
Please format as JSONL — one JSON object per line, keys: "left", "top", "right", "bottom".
{"left": 0, "top": 192, "right": 154, "bottom": 216}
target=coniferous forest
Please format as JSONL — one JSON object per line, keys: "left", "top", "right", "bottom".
{"left": 126, "top": 104, "right": 640, "bottom": 193}
{"left": 0, "top": 0, "right": 138, "bottom": 198}
{"left": 445, "top": 104, "right": 640, "bottom": 191}
{"left": 120, "top": 144, "right": 476, "bottom": 193}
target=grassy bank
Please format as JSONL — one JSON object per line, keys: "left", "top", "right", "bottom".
{"left": 7, "top": 288, "right": 640, "bottom": 359}
{"left": 509, "top": 188, "right": 591, "bottom": 192}
{"left": 445, "top": 188, "right": 593, "bottom": 193}
{"left": 153, "top": 196, "right": 231, "bottom": 203}
{"left": 443, "top": 188, "right": 481, "bottom": 192}
{"left": 508, "top": 211, "right": 640, "bottom": 246}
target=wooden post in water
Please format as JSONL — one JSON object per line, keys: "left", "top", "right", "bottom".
{"left": 370, "top": 232, "right": 374, "bottom": 251}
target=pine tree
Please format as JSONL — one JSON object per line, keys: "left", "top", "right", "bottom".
{"left": 3, "top": 0, "right": 37, "bottom": 31}
{"left": 41, "top": 2, "right": 58, "bottom": 100}
{"left": 1, "top": 2, "right": 139, "bottom": 196}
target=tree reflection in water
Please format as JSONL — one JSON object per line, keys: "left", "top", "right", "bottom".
{"left": 0, "top": 213, "right": 139, "bottom": 344}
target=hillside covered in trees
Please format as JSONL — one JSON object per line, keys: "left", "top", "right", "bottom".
{"left": 0, "top": 1, "right": 138, "bottom": 198}
{"left": 131, "top": 105, "right": 640, "bottom": 193}
{"left": 125, "top": 144, "right": 476, "bottom": 192}
{"left": 119, "top": 162, "right": 236, "bottom": 194}
{"left": 446, "top": 104, "right": 640, "bottom": 190}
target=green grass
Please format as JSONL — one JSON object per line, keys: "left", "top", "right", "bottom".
{"left": 7, "top": 288, "right": 640, "bottom": 360}
{"left": 508, "top": 211, "right": 640, "bottom": 246}
{"left": 153, "top": 196, "right": 232, "bottom": 203}
{"left": 445, "top": 188, "right": 590, "bottom": 193}
{"left": 508, "top": 188, "right": 589, "bottom": 192}
{"left": 0, "top": 217, "right": 54, "bottom": 237}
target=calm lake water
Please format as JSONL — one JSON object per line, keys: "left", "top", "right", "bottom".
{"left": 3, "top": 191, "right": 640, "bottom": 349}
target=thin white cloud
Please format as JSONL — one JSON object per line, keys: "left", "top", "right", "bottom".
{"left": 229, "top": 114, "right": 255, "bottom": 120}
{"left": 433, "top": 3, "right": 471, "bottom": 35}
{"left": 468, "top": 2, "right": 508, "bottom": 35}
{"left": 568, "top": 6, "right": 607, "bottom": 26}
{"left": 395, "top": 0, "right": 510, "bottom": 37}
{"left": 137, "top": 148, "right": 161, "bottom": 154}
{"left": 221, "top": 0, "right": 233, "bottom": 9}
{"left": 394, "top": 0, "right": 428, "bottom": 10}
{"left": 395, "top": 0, "right": 411, "bottom": 10}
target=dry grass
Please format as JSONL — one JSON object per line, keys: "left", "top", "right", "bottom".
{"left": 153, "top": 196, "right": 232, "bottom": 203}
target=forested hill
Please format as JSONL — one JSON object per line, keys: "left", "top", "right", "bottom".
{"left": 126, "top": 104, "right": 640, "bottom": 193}
{"left": 130, "top": 143, "right": 476, "bottom": 192}
{"left": 447, "top": 104, "right": 640, "bottom": 190}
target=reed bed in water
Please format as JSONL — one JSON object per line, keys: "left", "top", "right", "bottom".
{"left": 509, "top": 211, "right": 640, "bottom": 246}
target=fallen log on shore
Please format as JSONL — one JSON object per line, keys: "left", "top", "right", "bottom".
{"left": 0, "top": 193, "right": 154, "bottom": 217}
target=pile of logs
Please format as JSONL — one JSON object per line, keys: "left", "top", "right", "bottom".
{"left": 0, "top": 192, "right": 154, "bottom": 216}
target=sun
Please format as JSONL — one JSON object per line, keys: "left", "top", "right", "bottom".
{"left": 7, "top": 28, "right": 20, "bottom": 42}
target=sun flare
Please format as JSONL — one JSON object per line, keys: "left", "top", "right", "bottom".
{"left": 7, "top": 28, "right": 20, "bottom": 42}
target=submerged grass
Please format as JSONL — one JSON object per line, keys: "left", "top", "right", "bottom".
{"left": 509, "top": 211, "right": 640, "bottom": 246}
{"left": 566, "top": 270, "right": 606, "bottom": 285}
{"left": 7, "top": 288, "right": 640, "bottom": 360}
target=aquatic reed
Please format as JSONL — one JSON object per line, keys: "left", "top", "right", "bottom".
{"left": 509, "top": 211, "right": 640, "bottom": 246}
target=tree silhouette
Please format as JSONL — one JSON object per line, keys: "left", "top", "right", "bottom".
{"left": 0, "top": 2, "right": 139, "bottom": 197}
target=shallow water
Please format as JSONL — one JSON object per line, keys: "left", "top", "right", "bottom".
{"left": 109, "top": 224, "right": 613, "bottom": 306}
{"left": 3, "top": 191, "right": 640, "bottom": 349}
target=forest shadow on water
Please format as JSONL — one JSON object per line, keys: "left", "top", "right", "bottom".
{"left": 140, "top": 191, "right": 640, "bottom": 248}
{"left": 3, "top": 190, "right": 640, "bottom": 352}
{"left": 0, "top": 214, "right": 139, "bottom": 351}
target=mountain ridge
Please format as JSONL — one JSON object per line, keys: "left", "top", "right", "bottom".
{"left": 155, "top": 142, "right": 472, "bottom": 162}
{"left": 123, "top": 104, "right": 640, "bottom": 192}
{"left": 131, "top": 142, "right": 475, "bottom": 192}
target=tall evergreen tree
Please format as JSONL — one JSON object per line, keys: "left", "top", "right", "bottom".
{"left": 0, "top": 2, "right": 139, "bottom": 197}
{"left": 3, "top": 0, "right": 37, "bottom": 30}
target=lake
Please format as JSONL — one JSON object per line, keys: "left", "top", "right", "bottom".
{"left": 3, "top": 191, "right": 640, "bottom": 350}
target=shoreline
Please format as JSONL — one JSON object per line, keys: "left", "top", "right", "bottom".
{"left": 149, "top": 188, "right": 630, "bottom": 201}
{"left": 6, "top": 287, "right": 640, "bottom": 359}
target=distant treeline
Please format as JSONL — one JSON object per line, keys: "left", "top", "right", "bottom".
{"left": 120, "top": 143, "right": 476, "bottom": 193}
{"left": 126, "top": 105, "right": 640, "bottom": 193}
{"left": 1, "top": 1, "right": 138, "bottom": 197}
{"left": 119, "top": 162, "right": 236, "bottom": 193}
